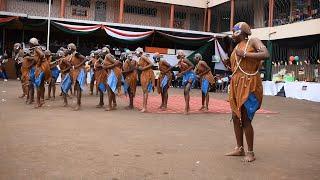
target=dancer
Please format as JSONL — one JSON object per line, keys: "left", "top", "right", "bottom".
{"left": 67, "top": 43, "right": 87, "bottom": 111}
{"left": 224, "top": 22, "right": 269, "bottom": 162}
{"left": 94, "top": 49, "right": 108, "bottom": 108}
{"left": 88, "top": 50, "right": 98, "bottom": 96}
{"left": 136, "top": 47, "right": 155, "bottom": 113}
{"left": 194, "top": 53, "right": 216, "bottom": 111}
{"left": 122, "top": 51, "right": 138, "bottom": 110}
{"left": 47, "top": 50, "right": 61, "bottom": 100}
{"left": 154, "top": 52, "right": 172, "bottom": 110}
{"left": 59, "top": 48, "right": 72, "bottom": 107}
{"left": 30, "top": 38, "right": 51, "bottom": 108}
{"left": 102, "top": 47, "right": 121, "bottom": 111}
{"left": 176, "top": 50, "right": 195, "bottom": 115}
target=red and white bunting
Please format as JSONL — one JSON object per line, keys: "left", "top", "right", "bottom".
{"left": 103, "top": 26, "right": 154, "bottom": 41}
{"left": 54, "top": 21, "right": 102, "bottom": 32}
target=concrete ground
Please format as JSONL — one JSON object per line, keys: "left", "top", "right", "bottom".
{"left": 0, "top": 81, "right": 319, "bottom": 180}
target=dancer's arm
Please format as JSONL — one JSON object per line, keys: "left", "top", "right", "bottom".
{"left": 180, "top": 59, "right": 194, "bottom": 75}
{"left": 139, "top": 56, "right": 153, "bottom": 71}
{"left": 236, "top": 38, "right": 270, "bottom": 60}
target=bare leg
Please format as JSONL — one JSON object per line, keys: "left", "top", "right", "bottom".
{"left": 159, "top": 91, "right": 164, "bottom": 109}
{"left": 52, "top": 79, "right": 56, "bottom": 100}
{"left": 105, "top": 86, "right": 113, "bottom": 111}
{"left": 162, "top": 85, "right": 169, "bottom": 110}
{"left": 199, "top": 92, "right": 205, "bottom": 111}
{"left": 47, "top": 81, "right": 52, "bottom": 100}
{"left": 184, "top": 83, "right": 191, "bottom": 114}
{"left": 205, "top": 92, "right": 209, "bottom": 111}
{"left": 34, "top": 88, "right": 41, "bottom": 108}
{"left": 140, "top": 91, "right": 148, "bottom": 113}
{"left": 225, "top": 114, "right": 245, "bottom": 156}
{"left": 40, "top": 83, "right": 45, "bottom": 106}
{"left": 63, "top": 92, "right": 68, "bottom": 107}
{"left": 74, "top": 82, "right": 81, "bottom": 111}
{"left": 112, "top": 92, "right": 117, "bottom": 110}
{"left": 19, "top": 82, "right": 26, "bottom": 98}
{"left": 28, "top": 83, "right": 34, "bottom": 104}
{"left": 242, "top": 107, "right": 255, "bottom": 162}
{"left": 90, "top": 79, "right": 94, "bottom": 95}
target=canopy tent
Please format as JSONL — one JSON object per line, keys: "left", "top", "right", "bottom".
{"left": 157, "top": 31, "right": 214, "bottom": 46}
{"left": 0, "top": 16, "right": 18, "bottom": 26}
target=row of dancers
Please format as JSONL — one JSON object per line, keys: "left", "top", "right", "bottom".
{"left": 14, "top": 38, "right": 216, "bottom": 114}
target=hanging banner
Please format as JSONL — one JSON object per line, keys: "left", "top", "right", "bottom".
{"left": 52, "top": 21, "right": 102, "bottom": 34}
{"left": 214, "top": 39, "right": 229, "bottom": 70}
{"left": 158, "top": 31, "right": 213, "bottom": 46}
{"left": 102, "top": 26, "right": 154, "bottom": 42}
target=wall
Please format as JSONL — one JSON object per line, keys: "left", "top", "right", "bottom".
{"left": 123, "top": 0, "right": 165, "bottom": 27}
{"left": 7, "top": 0, "right": 60, "bottom": 17}
{"left": 146, "top": 0, "right": 206, "bottom": 8}
{"left": 251, "top": 18, "right": 320, "bottom": 40}
{"left": 208, "top": 0, "right": 230, "bottom": 7}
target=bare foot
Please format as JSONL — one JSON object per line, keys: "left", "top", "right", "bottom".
{"left": 62, "top": 102, "right": 68, "bottom": 107}
{"left": 184, "top": 110, "right": 189, "bottom": 115}
{"left": 105, "top": 107, "right": 112, "bottom": 111}
{"left": 96, "top": 104, "right": 104, "bottom": 108}
{"left": 161, "top": 107, "right": 167, "bottom": 111}
{"left": 225, "top": 147, "right": 245, "bottom": 156}
{"left": 140, "top": 108, "right": 147, "bottom": 113}
{"left": 89, "top": 91, "right": 93, "bottom": 95}
{"left": 243, "top": 151, "right": 256, "bottom": 162}
{"left": 34, "top": 104, "right": 41, "bottom": 108}
{"left": 27, "top": 100, "right": 34, "bottom": 105}
{"left": 204, "top": 107, "right": 209, "bottom": 112}
{"left": 73, "top": 105, "right": 80, "bottom": 111}
{"left": 39, "top": 101, "right": 45, "bottom": 107}
{"left": 19, "top": 94, "right": 25, "bottom": 98}
{"left": 125, "top": 106, "right": 134, "bottom": 110}
{"left": 199, "top": 106, "right": 205, "bottom": 111}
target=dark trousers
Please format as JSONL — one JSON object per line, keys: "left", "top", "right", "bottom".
{"left": 0, "top": 66, "right": 8, "bottom": 79}
{"left": 15, "top": 62, "right": 22, "bottom": 79}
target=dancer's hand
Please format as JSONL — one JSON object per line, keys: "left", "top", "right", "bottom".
{"left": 235, "top": 49, "right": 246, "bottom": 58}
{"left": 176, "top": 73, "right": 182, "bottom": 77}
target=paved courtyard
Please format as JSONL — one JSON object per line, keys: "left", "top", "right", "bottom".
{"left": 0, "top": 81, "right": 319, "bottom": 180}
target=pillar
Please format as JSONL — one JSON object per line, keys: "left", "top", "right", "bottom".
{"left": 60, "top": 0, "right": 66, "bottom": 18}
{"left": 230, "top": 0, "right": 235, "bottom": 31}
{"left": 0, "top": 0, "right": 6, "bottom": 11}
{"left": 119, "top": 0, "right": 124, "bottom": 23}
{"left": 207, "top": 8, "right": 211, "bottom": 32}
{"left": 268, "top": 0, "right": 274, "bottom": 27}
{"left": 169, "top": 4, "right": 174, "bottom": 28}
{"left": 203, "top": 8, "right": 207, "bottom": 31}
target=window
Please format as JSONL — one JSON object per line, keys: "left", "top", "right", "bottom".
{"left": 124, "top": 5, "right": 157, "bottom": 17}
{"left": 21, "top": 0, "right": 52, "bottom": 3}
{"left": 70, "top": 0, "right": 90, "bottom": 8}
{"left": 174, "top": 12, "right": 187, "bottom": 20}
{"left": 72, "top": 8, "right": 88, "bottom": 16}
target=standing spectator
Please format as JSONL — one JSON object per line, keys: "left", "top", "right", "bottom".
{"left": 12, "top": 45, "right": 24, "bottom": 80}
{"left": 0, "top": 51, "right": 9, "bottom": 81}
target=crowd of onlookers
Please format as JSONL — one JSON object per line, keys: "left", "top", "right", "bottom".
{"left": 271, "top": 5, "right": 320, "bottom": 26}
{"left": 170, "top": 72, "right": 231, "bottom": 93}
